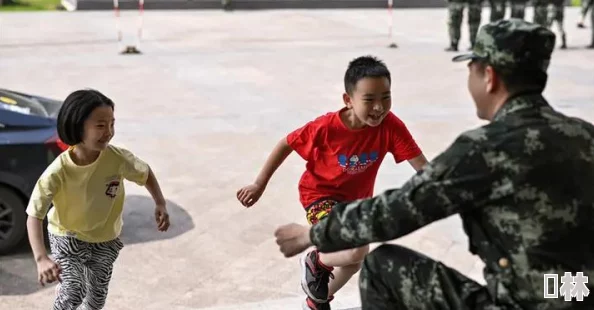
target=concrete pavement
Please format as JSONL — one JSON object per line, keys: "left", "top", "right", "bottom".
{"left": 0, "top": 7, "right": 593, "bottom": 309}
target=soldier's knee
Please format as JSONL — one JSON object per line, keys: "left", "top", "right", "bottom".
{"left": 363, "top": 245, "right": 392, "bottom": 272}
{"left": 364, "top": 244, "right": 419, "bottom": 270}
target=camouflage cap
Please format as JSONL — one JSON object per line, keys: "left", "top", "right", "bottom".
{"left": 452, "top": 18, "right": 556, "bottom": 73}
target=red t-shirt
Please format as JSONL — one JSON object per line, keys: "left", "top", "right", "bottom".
{"left": 286, "top": 108, "right": 422, "bottom": 208}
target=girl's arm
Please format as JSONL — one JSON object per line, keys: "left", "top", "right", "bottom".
{"left": 26, "top": 171, "right": 62, "bottom": 285}
{"left": 26, "top": 173, "right": 60, "bottom": 261}
{"left": 116, "top": 146, "right": 170, "bottom": 231}
{"left": 144, "top": 167, "right": 166, "bottom": 207}
{"left": 27, "top": 216, "right": 48, "bottom": 262}
{"left": 144, "top": 167, "right": 170, "bottom": 232}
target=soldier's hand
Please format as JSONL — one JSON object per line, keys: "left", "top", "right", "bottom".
{"left": 274, "top": 223, "right": 312, "bottom": 258}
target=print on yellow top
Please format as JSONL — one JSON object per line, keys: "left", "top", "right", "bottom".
{"left": 26, "top": 144, "right": 149, "bottom": 243}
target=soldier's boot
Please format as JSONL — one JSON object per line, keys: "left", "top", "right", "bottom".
{"left": 468, "top": 41, "right": 475, "bottom": 51}
{"left": 445, "top": 42, "right": 458, "bottom": 52}
{"left": 302, "top": 296, "right": 334, "bottom": 310}
{"left": 561, "top": 33, "right": 567, "bottom": 49}
{"left": 221, "top": 0, "right": 231, "bottom": 10}
{"left": 577, "top": 22, "right": 585, "bottom": 28}
{"left": 300, "top": 250, "right": 334, "bottom": 303}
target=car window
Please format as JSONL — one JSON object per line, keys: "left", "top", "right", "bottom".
{"left": 0, "top": 91, "right": 49, "bottom": 117}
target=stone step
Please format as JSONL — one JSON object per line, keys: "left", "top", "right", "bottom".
{"left": 63, "top": 0, "right": 447, "bottom": 11}
{"left": 172, "top": 295, "right": 361, "bottom": 310}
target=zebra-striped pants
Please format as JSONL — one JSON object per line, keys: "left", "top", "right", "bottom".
{"left": 49, "top": 234, "right": 124, "bottom": 310}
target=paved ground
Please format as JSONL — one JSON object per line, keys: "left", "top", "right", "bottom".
{"left": 0, "top": 7, "right": 593, "bottom": 310}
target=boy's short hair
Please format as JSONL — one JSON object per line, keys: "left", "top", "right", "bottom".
{"left": 344, "top": 55, "right": 391, "bottom": 95}
{"left": 57, "top": 89, "right": 115, "bottom": 146}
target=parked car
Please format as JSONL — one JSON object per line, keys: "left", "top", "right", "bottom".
{"left": 0, "top": 88, "right": 68, "bottom": 254}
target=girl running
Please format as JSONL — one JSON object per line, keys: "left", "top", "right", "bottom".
{"left": 26, "top": 89, "right": 170, "bottom": 310}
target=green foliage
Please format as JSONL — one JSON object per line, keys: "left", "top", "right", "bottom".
{"left": 0, "top": 0, "right": 62, "bottom": 11}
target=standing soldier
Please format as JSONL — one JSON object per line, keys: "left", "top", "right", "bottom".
{"left": 221, "top": 0, "right": 230, "bottom": 10}
{"left": 548, "top": 0, "right": 567, "bottom": 49}
{"left": 446, "top": 0, "right": 483, "bottom": 51}
{"left": 490, "top": 0, "right": 527, "bottom": 21}
{"left": 510, "top": 0, "right": 528, "bottom": 19}
{"left": 588, "top": 0, "right": 594, "bottom": 48}
{"left": 274, "top": 18, "right": 594, "bottom": 310}
{"left": 488, "top": 0, "right": 506, "bottom": 21}
{"left": 589, "top": 0, "right": 594, "bottom": 48}
{"left": 533, "top": 0, "right": 549, "bottom": 26}
{"left": 577, "top": 0, "right": 592, "bottom": 28}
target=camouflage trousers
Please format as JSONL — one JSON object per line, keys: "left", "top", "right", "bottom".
{"left": 532, "top": 0, "right": 566, "bottom": 47}
{"left": 582, "top": 0, "right": 593, "bottom": 17}
{"left": 489, "top": 0, "right": 528, "bottom": 21}
{"left": 359, "top": 244, "right": 505, "bottom": 310}
{"left": 580, "top": 0, "right": 594, "bottom": 45}
{"left": 547, "top": 0, "right": 565, "bottom": 37}
{"left": 584, "top": 0, "right": 594, "bottom": 45}
{"left": 447, "top": 0, "right": 482, "bottom": 47}
{"left": 532, "top": 0, "right": 549, "bottom": 26}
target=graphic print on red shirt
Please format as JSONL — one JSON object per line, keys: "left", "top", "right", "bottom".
{"left": 286, "top": 108, "right": 422, "bottom": 208}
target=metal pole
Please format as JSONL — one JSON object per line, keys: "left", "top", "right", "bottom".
{"left": 114, "top": 0, "right": 124, "bottom": 51}
{"left": 387, "top": 0, "right": 398, "bottom": 48}
{"left": 137, "top": 0, "right": 144, "bottom": 49}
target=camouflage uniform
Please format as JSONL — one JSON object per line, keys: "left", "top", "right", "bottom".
{"left": 588, "top": 5, "right": 594, "bottom": 48}
{"left": 583, "top": 0, "right": 594, "bottom": 47}
{"left": 488, "top": 0, "right": 506, "bottom": 21}
{"left": 446, "top": 0, "right": 483, "bottom": 51}
{"left": 309, "top": 19, "right": 594, "bottom": 310}
{"left": 509, "top": 0, "right": 528, "bottom": 19}
{"left": 532, "top": 0, "right": 549, "bottom": 26}
{"left": 548, "top": 0, "right": 567, "bottom": 49}
{"left": 221, "top": 0, "right": 230, "bottom": 10}
{"left": 489, "top": 0, "right": 527, "bottom": 21}
{"left": 580, "top": 0, "right": 592, "bottom": 21}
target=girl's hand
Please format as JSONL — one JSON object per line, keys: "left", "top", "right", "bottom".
{"left": 155, "top": 204, "right": 170, "bottom": 232}
{"left": 236, "top": 183, "right": 265, "bottom": 208}
{"left": 36, "top": 255, "right": 61, "bottom": 286}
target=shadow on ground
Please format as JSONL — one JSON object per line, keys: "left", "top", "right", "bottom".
{"left": 0, "top": 195, "right": 193, "bottom": 296}
{"left": 119, "top": 195, "right": 194, "bottom": 245}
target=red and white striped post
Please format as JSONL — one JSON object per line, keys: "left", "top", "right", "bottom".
{"left": 136, "top": 0, "right": 144, "bottom": 49}
{"left": 113, "top": 0, "right": 123, "bottom": 51}
{"left": 113, "top": 0, "right": 144, "bottom": 54}
{"left": 387, "top": 0, "right": 397, "bottom": 48}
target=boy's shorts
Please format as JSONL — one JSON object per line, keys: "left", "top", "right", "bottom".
{"left": 305, "top": 199, "right": 339, "bottom": 225}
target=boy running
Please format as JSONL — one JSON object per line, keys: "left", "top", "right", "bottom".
{"left": 236, "top": 55, "right": 427, "bottom": 310}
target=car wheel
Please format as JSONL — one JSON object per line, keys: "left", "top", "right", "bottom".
{"left": 0, "top": 186, "right": 27, "bottom": 254}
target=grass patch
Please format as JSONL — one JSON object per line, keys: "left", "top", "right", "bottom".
{"left": 0, "top": 0, "right": 62, "bottom": 11}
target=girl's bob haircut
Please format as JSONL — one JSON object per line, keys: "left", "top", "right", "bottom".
{"left": 57, "top": 89, "right": 115, "bottom": 146}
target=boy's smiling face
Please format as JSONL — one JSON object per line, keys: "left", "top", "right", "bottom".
{"left": 343, "top": 77, "right": 392, "bottom": 128}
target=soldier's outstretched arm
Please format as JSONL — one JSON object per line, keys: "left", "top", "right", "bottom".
{"left": 310, "top": 133, "right": 506, "bottom": 253}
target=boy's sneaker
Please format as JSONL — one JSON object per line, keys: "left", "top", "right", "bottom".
{"left": 302, "top": 296, "right": 334, "bottom": 310}
{"left": 300, "top": 249, "right": 334, "bottom": 303}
